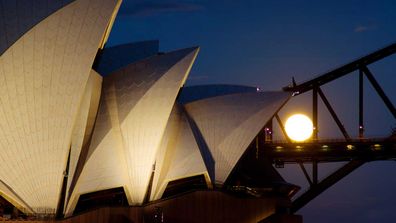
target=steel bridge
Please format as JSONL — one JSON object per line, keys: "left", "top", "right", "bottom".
{"left": 262, "top": 42, "right": 396, "bottom": 214}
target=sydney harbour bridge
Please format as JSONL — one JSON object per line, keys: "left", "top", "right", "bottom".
{"left": 257, "top": 42, "right": 396, "bottom": 220}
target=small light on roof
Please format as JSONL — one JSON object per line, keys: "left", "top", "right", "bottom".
{"left": 372, "top": 144, "right": 381, "bottom": 151}
{"left": 346, "top": 144, "right": 354, "bottom": 150}
{"left": 296, "top": 145, "right": 303, "bottom": 149}
{"left": 295, "top": 145, "right": 303, "bottom": 151}
{"left": 275, "top": 146, "right": 283, "bottom": 152}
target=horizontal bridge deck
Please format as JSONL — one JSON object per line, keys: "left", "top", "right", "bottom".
{"left": 261, "top": 137, "right": 396, "bottom": 163}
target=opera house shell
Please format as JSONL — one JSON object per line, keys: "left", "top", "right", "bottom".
{"left": 0, "top": 1, "right": 300, "bottom": 222}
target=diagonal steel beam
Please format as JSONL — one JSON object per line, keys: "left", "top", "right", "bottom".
{"left": 298, "top": 162, "right": 313, "bottom": 186}
{"left": 283, "top": 42, "right": 396, "bottom": 94}
{"left": 317, "top": 87, "right": 351, "bottom": 141}
{"left": 361, "top": 66, "right": 396, "bottom": 119}
{"left": 275, "top": 114, "right": 292, "bottom": 143}
{"left": 291, "top": 160, "right": 365, "bottom": 213}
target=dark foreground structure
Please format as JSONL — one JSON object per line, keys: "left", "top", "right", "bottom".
{"left": 10, "top": 191, "right": 299, "bottom": 223}
{"left": 0, "top": 1, "right": 395, "bottom": 222}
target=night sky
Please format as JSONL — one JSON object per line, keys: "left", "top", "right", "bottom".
{"left": 107, "top": 1, "right": 396, "bottom": 222}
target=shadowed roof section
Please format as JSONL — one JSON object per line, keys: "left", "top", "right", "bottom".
{"left": 65, "top": 70, "right": 103, "bottom": 212}
{"left": 151, "top": 103, "right": 210, "bottom": 201}
{"left": 185, "top": 91, "right": 291, "bottom": 184}
{"left": 94, "top": 40, "right": 160, "bottom": 76}
{"left": 178, "top": 84, "right": 258, "bottom": 104}
{"left": 0, "top": 0, "right": 75, "bottom": 56}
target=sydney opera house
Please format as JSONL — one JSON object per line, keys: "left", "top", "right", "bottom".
{"left": 0, "top": 0, "right": 302, "bottom": 222}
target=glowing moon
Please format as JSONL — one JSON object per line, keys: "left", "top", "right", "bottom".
{"left": 285, "top": 114, "right": 313, "bottom": 142}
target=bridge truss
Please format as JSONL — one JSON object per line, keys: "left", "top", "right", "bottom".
{"left": 262, "top": 42, "right": 396, "bottom": 213}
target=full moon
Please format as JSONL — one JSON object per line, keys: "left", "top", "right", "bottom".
{"left": 285, "top": 114, "right": 313, "bottom": 142}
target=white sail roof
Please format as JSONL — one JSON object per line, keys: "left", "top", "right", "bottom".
{"left": 0, "top": 0, "right": 75, "bottom": 55}
{"left": 0, "top": 0, "right": 121, "bottom": 212}
{"left": 65, "top": 70, "right": 102, "bottom": 210}
{"left": 151, "top": 103, "right": 210, "bottom": 201}
{"left": 65, "top": 47, "right": 199, "bottom": 215}
{"left": 184, "top": 92, "right": 290, "bottom": 184}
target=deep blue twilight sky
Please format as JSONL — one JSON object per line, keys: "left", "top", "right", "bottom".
{"left": 107, "top": 1, "right": 396, "bottom": 222}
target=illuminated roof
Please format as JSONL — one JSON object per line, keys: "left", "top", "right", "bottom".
{"left": 0, "top": 0, "right": 75, "bottom": 56}
{"left": 0, "top": 0, "right": 290, "bottom": 217}
{"left": 184, "top": 92, "right": 290, "bottom": 183}
{"left": 65, "top": 47, "right": 199, "bottom": 215}
{"left": 0, "top": 0, "right": 121, "bottom": 213}
{"left": 151, "top": 103, "right": 210, "bottom": 201}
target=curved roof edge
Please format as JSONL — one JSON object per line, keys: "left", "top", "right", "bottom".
{"left": 65, "top": 46, "right": 200, "bottom": 212}
{"left": 150, "top": 103, "right": 210, "bottom": 201}
{"left": 184, "top": 91, "right": 291, "bottom": 183}
{"left": 177, "top": 84, "right": 259, "bottom": 104}
{"left": 0, "top": 0, "right": 75, "bottom": 56}
{"left": 94, "top": 40, "right": 160, "bottom": 76}
{"left": 0, "top": 179, "right": 34, "bottom": 214}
